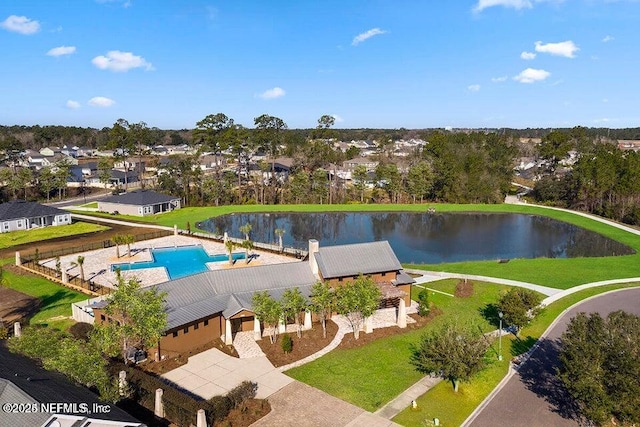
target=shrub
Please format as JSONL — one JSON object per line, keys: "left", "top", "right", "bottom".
{"left": 281, "top": 333, "right": 293, "bottom": 354}
{"left": 226, "top": 381, "right": 258, "bottom": 409}
{"left": 0, "top": 325, "right": 8, "bottom": 340}
{"left": 417, "top": 289, "right": 430, "bottom": 317}
{"left": 69, "top": 322, "right": 94, "bottom": 341}
{"left": 454, "top": 279, "right": 474, "bottom": 298}
{"left": 8, "top": 326, "right": 68, "bottom": 361}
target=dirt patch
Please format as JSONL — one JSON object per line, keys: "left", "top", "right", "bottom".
{"left": 0, "top": 286, "right": 40, "bottom": 324}
{"left": 257, "top": 321, "right": 338, "bottom": 368}
{"left": 337, "top": 308, "right": 443, "bottom": 350}
{"left": 141, "top": 338, "right": 239, "bottom": 375}
{"left": 455, "top": 279, "right": 475, "bottom": 298}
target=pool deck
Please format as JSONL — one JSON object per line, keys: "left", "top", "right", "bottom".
{"left": 41, "top": 235, "right": 300, "bottom": 288}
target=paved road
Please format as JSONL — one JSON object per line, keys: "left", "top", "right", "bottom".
{"left": 468, "top": 288, "right": 640, "bottom": 427}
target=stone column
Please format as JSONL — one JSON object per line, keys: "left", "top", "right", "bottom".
{"left": 196, "top": 409, "right": 207, "bottom": 427}
{"left": 303, "top": 310, "right": 312, "bottom": 330}
{"left": 118, "top": 371, "right": 127, "bottom": 396}
{"left": 253, "top": 317, "right": 262, "bottom": 340}
{"left": 223, "top": 232, "right": 228, "bottom": 244}
{"left": 225, "top": 318, "right": 233, "bottom": 345}
{"left": 62, "top": 266, "right": 68, "bottom": 284}
{"left": 397, "top": 298, "right": 407, "bottom": 329}
{"left": 173, "top": 225, "right": 178, "bottom": 236}
{"left": 15, "top": 251, "right": 21, "bottom": 266}
{"left": 278, "top": 316, "right": 286, "bottom": 334}
{"left": 13, "top": 322, "right": 21, "bottom": 337}
{"left": 154, "top": 388, "right": 164, "bottom": 418}
{"left": 365, "top": 316, "right": 373, "bottom": 334}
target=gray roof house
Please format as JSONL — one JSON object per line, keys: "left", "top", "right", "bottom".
{"left": 0, "top": 200, "right": 71, "bottom": 233}
{"left": 98, "top": 190, "right": 181, "bottom": 216}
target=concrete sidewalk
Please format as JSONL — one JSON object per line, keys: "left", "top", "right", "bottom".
{"left": 374, "top": 376, "right": 442, "bottom": 419}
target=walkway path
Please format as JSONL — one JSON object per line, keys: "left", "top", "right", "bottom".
{"left": 464, "top": 287, "right": 640, "bottom": 427}
{"left": 70, "top": 213, "right": 175, "bottom": 231}
{"left": 404, "top": 268, "right": 562, "bottom": 296}
{"left": 374, "top": 376, "right": 442, "bottom": 419}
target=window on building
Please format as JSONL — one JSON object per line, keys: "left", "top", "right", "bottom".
{"left": 194, "top": 323, "right": 199, "bottom": 330}
{"left": 183, "top": 327, "right": 189, "bottom": 334}
{"left": 204, "top": 319, "right": 209, "bottom": 326}
{"left": 381, "top": 272, "right": 386, "bottom": 277}
{"left": 338, "top": 277, "right": 343, "bottom": 282}
{"left": 17, "top": 220, "right": 23, "bottom": 228}
{"left": 100, "top": 314, "right": 106, "bottom": 321}
{"left": 172, "top": 331, "right": 178, "bottom": 337}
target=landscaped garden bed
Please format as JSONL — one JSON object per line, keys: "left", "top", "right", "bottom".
{"left": 257, "top": 320, "right": 338, "bottom": 367}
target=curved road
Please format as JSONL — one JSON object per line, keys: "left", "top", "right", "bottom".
{"left": 468, "top": 287, "right": 640, "bottom": 427}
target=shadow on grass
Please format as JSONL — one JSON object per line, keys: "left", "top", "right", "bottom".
{"left": 480, "top": 303, "right": 501, "bottom": 328}
{"left": 516, "top": 337, "right": 582, "bottom": 422}
{"left": 39, "top": 289, "right": 76, "bottom": 311}
{"left": 510, "top": 335, "right": 537, "bottom": 356}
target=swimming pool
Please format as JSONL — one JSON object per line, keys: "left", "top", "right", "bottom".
{"left": 112, "top": 245, "right": 245, "bottom": 280}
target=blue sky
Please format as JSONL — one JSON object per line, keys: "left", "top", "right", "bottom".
{"left": 1, "top": 0, "right": 639, "bottom": 130}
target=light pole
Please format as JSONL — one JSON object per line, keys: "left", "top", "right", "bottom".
{"left": 498, "top": 311, "right": 504, "bottom": 361}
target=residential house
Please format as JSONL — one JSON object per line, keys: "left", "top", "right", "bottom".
{"left": 97, "top": 189, "right": 180, "bottom": 216}
{"left": 39, "top": 147, "right": 58, "bottom": 157}
{"left": 0, "top": 200, "right": 71, "bottom": 233}
{"left": 0, "top": 344, "right": 143, "bottom": 426}
{"left": 343, "top": 157, "right": 379, "bottom": 172}
{"left": 93, "top": 240, "right": 414, "bottom": 358}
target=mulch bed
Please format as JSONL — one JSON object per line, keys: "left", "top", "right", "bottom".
{"left": 337, "top": 308, "right": 443, "bottom": 350}
{"left": 141, "top": 338, "right": 239, "bottom": 375}
{"left": 215, "top": 399, "right": 271, "bottom": 427}
{"left": 455, "top": 279, "right": 475, "bottom": 298}
{"left": 0, "top": 286, "right": 41, "bottom": 324}
{"left": 258, "top": 321, "right": 339, "bottom": 368}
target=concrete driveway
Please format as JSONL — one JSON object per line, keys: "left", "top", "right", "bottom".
{"left": 161, "top": 348, "right": 293, "bottom": 399}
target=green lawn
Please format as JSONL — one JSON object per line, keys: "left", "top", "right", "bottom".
{"left": 286, "top": 280, "right": 521, "bottom": 412}
{"left": 79, "top": 202, "right": 98, "bottom": 208}
{"left": 392, "top": 282, "right": 640, "bottom": 427}
{"left": 75, "top": 203, "right": 640, "bottom": 288}
{"left": 2, "top": 258, "right": 86, "bottom": 328}
{"left": 0, "top": 222, "right": 110, "bottom": 250}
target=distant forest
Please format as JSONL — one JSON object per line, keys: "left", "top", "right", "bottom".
{"left": 1, "top": 124, "right": 639, "bottom": 150}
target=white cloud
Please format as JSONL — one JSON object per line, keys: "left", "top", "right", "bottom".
{"left": 468, "top": 84, "right": 481, "bottom": 92}
{"left": 1, "top": 15, "right": 40, "bottom": 35}
{"left": 513, "top": 68, "right": 551, "bottom": 83}
{"left": 521, "top": 51, "right": 536, "bottom": 60}
{"left": 47, "top": 46, "right": 76, "bottom": 57}
{"left": 602, "top": 35, "right": 614, "bottom": 42}
{"left": 473, "top": 0, "right": 532, "bottom": 12}
{"left": 534, "top": 40, "right": 579, "bottom": 58}
{"left": 594, "top": 118, "right": 611, "bottom": 123}
{"left": 66, "top": 100, "right": 81, "bottom": 109}
{"left": 92, "top": 50, "right": 153, "bottom": 72}
{"left": 88, "top": 96, "right": 115, "bottom": 107}
{"left": 332, "top": 114, "right": 344, "bottom": 123}
{"left": 491, "top": 76, "right": 508, "bottom": 83}
{"left": 258, "top": 87, "right": 286, "bottom": 100}
{"left": 473, "top": 0, "right": 566, "bottom": 12}
{"left": 352, "top": 28, "right": 387, "bottom": 46}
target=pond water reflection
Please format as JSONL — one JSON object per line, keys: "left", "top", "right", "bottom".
{"left": 197, "top": 212, "right": 634, "bottom": 264}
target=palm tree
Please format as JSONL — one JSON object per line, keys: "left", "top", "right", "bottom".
{"left": 111, "top": 235, "right": 123, "bottom": 258}
{"left": 275, "top": 228, "right": 285, "bottom": 251}
{"left": 239, "top": 223, "right": 252, "bottom": 241}
{"left": 123, "top": 234, "right": 135, "bottom": 257}
{"left": 241, "top": 239, "right": 254, "bottom": 264}
{"left": 76, "top": 256, "right": 85, "bottom": 281}
{"left": 225, "top": 239, "right": 236, "bottom": 265}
